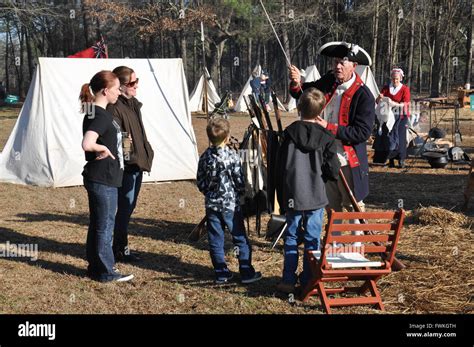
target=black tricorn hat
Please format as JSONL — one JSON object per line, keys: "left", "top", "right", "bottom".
{"left": 318, "top": 41, "right": 372, "bottom": 66}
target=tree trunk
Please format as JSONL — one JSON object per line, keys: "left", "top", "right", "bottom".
{"left": 371, "top": 0, "right": 379, "bottom": 71}
{"left": 179, "top": 0, "right": 187, "bottom": 72}
{"left": 263, "top": 41, "right": 268, "bottom": 69}
{"left": 25, "top": 26, "right": 34, "bottom": 81}
{"left": 193, "top": 38, "right": 197, "bottom": 87}
{"left": 446, "top": 40, "right": 451, "bottom": 96}
{"left": 159, "top": 32, "right": 164, "bottom": 58}
{"left": 465, "top": 0, "right": 473, "bottom": 85}
{"left": 209, "top": 40, "right": 226, "bottom": 92}
{"left": 417, "top": 24, "right": 423, "bottom": 94}
{"left": 392, "top": 14, "right": 400, "bottom": 67}
{"left": 5, "top": 18, "right": 10, "bottom": 94}
{"left": 407, "top": 1, "right": 416, "bottom": 86}
{"left": 280, "top": 0, "right": 290, "bottom": 100}
{"left": 247, "top": 37, "right": 252, "bottom": 78}
{"left": 430, "top": 2, "right": 442, "bottom": 97}
{"left": 229, "top": 41, "right": 234, "bottom": 91}
{"left": 248, "top": 16, "right": 253, "bottom": 77}
{"left": 81, "top": 1, "right": 92, "bottom": 47}
{"left": 14, "top": 22, "right": 25, "bottom": 98}
{"left": 256, "top": 40, "right": 261, "bottom": 66}
{"left": 387, "top": 6, "right": 392, "bottom": 74}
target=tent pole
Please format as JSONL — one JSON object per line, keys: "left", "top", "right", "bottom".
{"left": 201, "top": 22, "right": 209, "bottom": 123}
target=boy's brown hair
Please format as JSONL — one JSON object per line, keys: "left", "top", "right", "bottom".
{"left": 206, "top": 118, "right": 230, "bottom": 145}
{"left": 297, "top": 87, "right": 326, "bottom": 120}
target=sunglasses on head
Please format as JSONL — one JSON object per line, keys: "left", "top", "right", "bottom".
{"left": 125, "top": 78, "right": 139, "bottom": 87}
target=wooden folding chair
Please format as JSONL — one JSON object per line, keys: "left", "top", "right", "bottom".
{"left": 300, "top": 209, "right": 405, "bottom": 314}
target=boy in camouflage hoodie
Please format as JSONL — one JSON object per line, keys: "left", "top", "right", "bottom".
{"left": 197, "top": 118, "right": 262, "bottom": 284}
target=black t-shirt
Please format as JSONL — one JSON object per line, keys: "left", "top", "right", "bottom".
{"left": 82, "top": 105, "right": 124, "bottom": 187}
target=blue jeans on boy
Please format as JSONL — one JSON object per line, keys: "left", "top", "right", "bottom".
{"left": 84, "top": 179, "right": 118, "bottom": 282}
{"left": 114, "top": 170, "right": 143, "bottom": 254}
{"left": 282, "top": 208, "right": 324, "bottom": 287}
{"left": 206, "top": 208, "right": 255, "bottom": 279}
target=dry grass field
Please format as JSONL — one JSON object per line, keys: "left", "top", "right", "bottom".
{"left": 0, "top": 105, "right": 472, "bottom": 314}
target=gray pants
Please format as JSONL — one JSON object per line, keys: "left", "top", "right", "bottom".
{"left": 325, "top": 166, "right": 365, "bottom": 242}
{"left": 325, "top": 165, "right": 365, "bottom": 212}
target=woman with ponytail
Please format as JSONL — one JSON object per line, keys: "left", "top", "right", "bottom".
{"left": 80, "top": 70, "right": 133, "bottom": 282}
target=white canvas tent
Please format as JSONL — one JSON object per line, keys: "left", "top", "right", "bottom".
{"left": 189, "top": 67, "right": 220, "bottom": 113}
{"left": 234, "top": 65, "right": 286, "bottom": 113}
{"left": 287, "top": 65, "right": 322, "bottom": 112}
{"left": 355, "top": 65, "right": 380, "bottom": 99}
{"left": 0, "top": 57, "right": 199, "bottom": 187}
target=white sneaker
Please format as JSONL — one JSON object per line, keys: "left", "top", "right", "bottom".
{"left": 115, "top": 273, "right": 134, "bottom": 282}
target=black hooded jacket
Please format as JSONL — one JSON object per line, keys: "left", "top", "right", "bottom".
{"left": 276, "top": 120, "right": 340, "bottom": 212}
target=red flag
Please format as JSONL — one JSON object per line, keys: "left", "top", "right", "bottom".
{"left": 68, "top": 37, "right": 108, "bottom": 58}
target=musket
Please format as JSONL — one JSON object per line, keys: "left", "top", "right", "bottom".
{"left": 271, "top": 90, "right": 283, "bottom": 134}
{"left": 258, "top": 93, "right": 274, "bottom": 131}
{"left": 243, "top": 95, "right": 260, "bottom": 128}
{"left": 248, "top": 94, "right": 267, "bottom": 130}
{"left": 248, "top": 94, "right": 268, "bottom": 156}
{"left": 188, "top": 216, "right": 206, "bottom": 241}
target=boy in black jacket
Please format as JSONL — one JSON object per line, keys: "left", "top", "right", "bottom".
{"left": 276, "top": 88, "right": 340, "bottom": 293}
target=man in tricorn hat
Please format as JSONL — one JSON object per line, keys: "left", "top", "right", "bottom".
{"left": 288, "top": 41, "right": 375, "bottom": 216}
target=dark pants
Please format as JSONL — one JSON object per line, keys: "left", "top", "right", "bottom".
{"left": 206, "top": 208, "right": 255, "bottom": 277}
{"left": 113, "top": 171, "right": 143, "bottom": 254}
{"left": 392, "top": 117, "right": 408, "bottom": 161}
{"left": 373, "top": 117, "right": 408, "bottom": 163}
{"left": 84, "top": 179, "right": 117, "bottom": 281}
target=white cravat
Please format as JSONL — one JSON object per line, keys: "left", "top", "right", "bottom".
{"left": 389, "top": 82, "right": 403, "bottom": 95}
{"left": 323, "top": 73, "right": 356, "bottom": 166}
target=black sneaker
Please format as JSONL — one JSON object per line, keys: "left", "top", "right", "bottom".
{"left": 215, "top": 270, "right": 233, "bottom": 284}
{"left": 115, "top": 251, "right": 141, "bottom": 263}
{"left": 241, "top": 271, "right": 263, "bottom": 284}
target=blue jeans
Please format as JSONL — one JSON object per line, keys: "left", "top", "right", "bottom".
{"left": 282, "top": 208, "right": 324, "bottom": 287}
{"left": 84, "top": 179, "right": 118, "bottom": 281}
{"left": 114, "top": 171, "right": 143, "bottom": 254}
{"left": 206, "top": 208, "right": 255, "bottom": 277}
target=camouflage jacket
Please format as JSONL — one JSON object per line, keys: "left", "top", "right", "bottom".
{"left": 196, "top": 146, "right": 245, "bottom": 212}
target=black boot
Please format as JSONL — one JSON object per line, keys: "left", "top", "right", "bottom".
{"left": 389, "top": 159, "right": 395, "bottom": 168}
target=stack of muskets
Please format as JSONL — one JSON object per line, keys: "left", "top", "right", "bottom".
{"left": 244, "top": 90, "right": 288, "bottom": 236}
